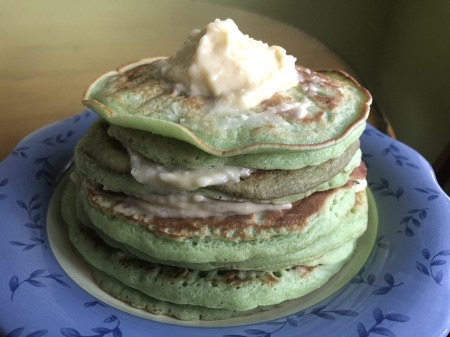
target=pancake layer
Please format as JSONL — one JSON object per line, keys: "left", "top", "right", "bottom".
{"left": 77, "top": 177, "right": 360, "bottom": 263}
{"left": 83, "top": 58, "right": 371, "bottom": 156}
{"left": 75, "top": 120, "right": 362, "bottom": 202}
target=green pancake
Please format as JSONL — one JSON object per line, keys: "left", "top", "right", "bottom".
{"left": 88, "top": 223, "right": 358, "bottom": 271}
{"left": 62, "top": 181, "right": 350, "bottom": 312}
{"left": 74, "top": 187, "right": 365, "bottom": 271}
{"left": 74, "top": 119, "right": 362, "bottom": 203}
{"left": 107, "top": 122, "right": 363, "bottom": 170}
{"left": 76, "top": 173, "right": 361, "bottom": 265}
{"left": 83, "top": 57, "right": 371, "bottom": 157}
{"left": 91, "top": 267, "right": 277, "bottom": 320}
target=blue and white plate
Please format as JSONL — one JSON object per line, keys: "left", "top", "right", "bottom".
{"left": 1, "top": 110, "right": 449, "bottom": 337}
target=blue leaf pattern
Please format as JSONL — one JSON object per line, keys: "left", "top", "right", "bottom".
{"left": 6, "top": 328, "right": 24, "bottom": 337}
{"left": 34, "top": 156, "right": 55, "bottom": 186}
{"left": 376, "top": 235, "right": 389, "bottom": 249}
{"left": 0, "top": 177, "right": 8, "bottom": 200}
{"left": 69, "top": 110, "right": 92, "bottom": 123}
{"left": 61, "top": 315, "right": 122, "bottom": 337}
{"left": 10, "top": 194, "right": 45, "bottom": 251}
{"left": 60, "top": 328, "right": 80, "bottom": 337}
{"left": 223, "top": 304, "right": 358, "bottom": 336}
{"left": 381, "top": 143, "right": 420, "bottom": 169}
{"left": 416, "top": 247, "right": 449, "bottom": 285}
{"left": 9, "top": 269, "right": 70, "bottom": 300}
{"left": 422, "top": 248, "right": 431, "bottom": 260}
{"left": 399, "top": 208, "right": 428, "bottom": 237}
{"left": 11, "top": 146, "right": 30, "bottom": 159}
{"left": 351, "top": 270, "right": 403, "bottom": 295}
{"left": 244, "top": 329, "right": 267, "bottom": 335}
{"left": 84, "top": 300, "right": 107, "bottom": 308}
{"left": 25, "top": 331, "right": 48, "bottom": 337}
{"left": 368, "top": 179, "right": 404, "bottom": 201}
{"left": 357, "top": 307, "right": 409, "bottom": 337}
{"left": 41, "top": 130, "right": 74, "bottom": 146}
{"left": 414, "top": 187, "right": 440, "bottom": 201}
{"left": 6, "top": 328, "right": 48, "bottom": 337}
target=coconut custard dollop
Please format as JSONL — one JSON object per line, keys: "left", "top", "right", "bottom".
{"left": 155, "top": 18, "right": 299, "bottom": 109}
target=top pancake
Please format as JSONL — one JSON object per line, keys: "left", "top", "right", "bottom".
{"left": 83, "top": 57, "right": 371, "bottom": 156}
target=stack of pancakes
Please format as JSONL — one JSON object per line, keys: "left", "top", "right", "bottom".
{"left": 61, "top": 57, "right": 371, "bottom": 320}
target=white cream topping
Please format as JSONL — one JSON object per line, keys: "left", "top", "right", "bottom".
{"left": 215, "top": 101, "right": 312, "bottom": 131}
{"left": 129, "top": 149, "right": 254, "bottom": 190}
{"left": 355, "top": 178, "right": 367, "bottom": 192}
{"left": 157, "top": 18, "right": 298, "bottom": 109}
{"left": 112, "top": 193, "right": 291, "bottom": 219}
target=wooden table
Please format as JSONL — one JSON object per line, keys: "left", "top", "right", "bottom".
{"left": 0, "top": 0, "right": 392, "bottom": 162}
